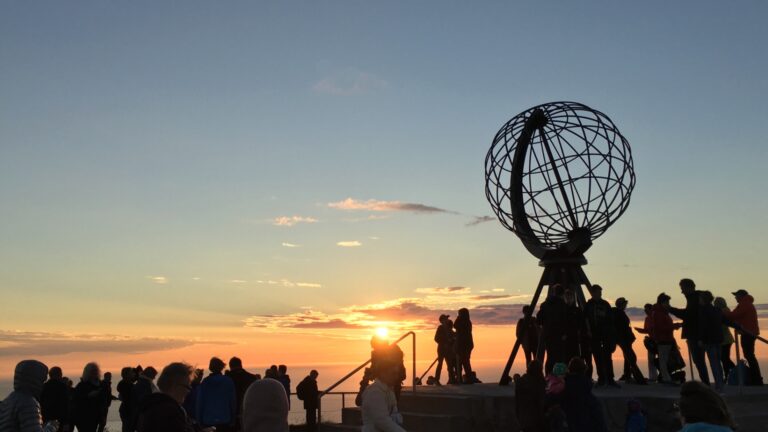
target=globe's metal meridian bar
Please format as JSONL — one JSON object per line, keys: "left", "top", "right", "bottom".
{"left": 538, "top": 126, "right": 579, "bottom": 229}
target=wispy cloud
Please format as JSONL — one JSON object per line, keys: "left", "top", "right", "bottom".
{"left": 312, "top": 69, "right": 388, "bottom": 96}
{"left": 466, "top": 215, "right": 495, "bottom": 227}
{"left": 254, "top": 279, "right": 323, "bottom": 288}
{"left": 328, "top": 198, "right": 453, "bottom": 214}
{"left": 415, "top": 286, "right": 471, "bottom": 294}
{"left": 273, "top": 216, "right": 318, "bottom": 227}
{"left": 337, "top": 241, "right": 362, "bottom": 247}
{"left": 282, "top": 242, "right": 301, "bottom": 248}
{"left": 148, "top": 276, "right": 168, "bottom": 284}
{"left": 0, "top": 330, "right": 229, "bottom": 357}
{"left": 229, "top": 279, "right": 247, "bottom": 284}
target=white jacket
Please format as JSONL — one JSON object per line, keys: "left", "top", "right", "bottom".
{"left": 361, "top": 380, "right": 406, "bottom": 432}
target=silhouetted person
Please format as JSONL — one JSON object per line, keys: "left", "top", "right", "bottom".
{"left": 117, "top": 367, "right": 136, "bottom": 432}
{"left": 265, "top": 365, "right": 278, "bottom": 380}
{"left": 297, "top": 370, "right": 319, "bottom": 431}
{"left": 563, "top": 288, "right": 586, "bottom": 367}
{"left": 454, "top": 307, "right": 475, "bottom": 384}
{"left": 226, "top": 356, "right": 257, "bottom": 431}
{"left": 514, "top": 360, "right": 546, "bottom": 432}
{"left": 559, "top": 357, "right": 608, "bottom": 432}
{"left": 652, "top": 293, "right": 678, "bottom": 383}
{"left": 0, "top": 360, "right": 60, "bottom": 432}
{"left": 183, "top": 368, "right": 204, "bottom": 422}
{"left": 714, "top": 297, "right": 736, "bottom": 382}
{"left": 97, "top": 371, "right": 113, "bottom": 432}
{"left": 585, "top": 285, "right": 618, "bottom": 387}
{"left": 242, "top": 379, "right": 289, "bottom": 432}
{"left": 276, "top": 365, "right": 291, "bottom": 409}
{"left": 634, "top": 303, "right": 658, "bottom": 381}
{"left": 434, "top": 314, "right": 456, "bottom": 385}
{"left": 537, "top": 284, "right": 568, "bottom": 374}
{"left": 138, "top": 362, "right": 214, "bottom": 432}
{"left": 516, "top": 306, "right": 539, "bottom": 366}
{"left": 196, "top": 357, "right": 236, "bottom": 432}
{"left": 677, "top": 381, "right": 736, "bottom": 431}
{"left": 669, "top": 278, "right": 710, "bottom": 384}
{"left": 724, "top": 289, "right": 763, "bottom": 385}
{"left": 613, "top": 298, "right": 647, "bottom": 384}
{"left": 698, "top": 290, "right": 725, "bottom": 391}
{"left": 132, "top": 366, "right": 158, "bottom": 428}
{"left": 73, "top": 362, "right": 108, "bottom": 432}
{"left": 41, "top": 366, "right": 70, "bottom": 430}
{"left": 356, "top": 336, "right": 390, "bottom": 406}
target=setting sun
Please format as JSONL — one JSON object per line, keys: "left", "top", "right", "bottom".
{"left": 374, "top": 326, "right": 389, "bottom": 339}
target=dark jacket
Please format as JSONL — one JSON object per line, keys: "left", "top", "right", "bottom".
{"left": 669, "top": 291, "right": 701, "bottom": 341}
{"left": 116, "top": 379, "right": 134, "bottom": 422}
{"left": 514, "top": 372, "right": 545, "bottom": 431}
{"left": 435, "top": 323, "right": 455, "bottom": 356}
{"left": 585, "top": 298, "right": 615, "bottom": 342}
{"left": 699, "top": 304, "right": 724, "bottom": 345}
{"left": 297, "top": 376, "right": 319, "bottom": 410}
{"left": 454, "top": 315, "right": 474, "bottom": 354}
{"left": 137, "top": 392, "right": 194, "bottom": 432}
{"left": 564, "top": 304, "right": 586, "bottom": 354}
{"left": 537, "top": 295, "right": 568, "bottom": 343}
{"left": 132, "top": 376, "right": 155, "bottom": 423}
{"left": 613, "top": 308, "right": 636, "bottom": 344}
{"left": 226, "top": 368, "right": 258, "bottom": 416}
{"left": 560, "top": 374, "right": 607, "bottom": 432}
{"left": 40, "top": 379, "right": 69, "bottom": 424}
{"left": 516, "top": 316, "right": 539, "bottom": 352}
{"left": 196, "top": 373, "right": 236, "bottom": 426}
{"left": 72, "top": 381, "right": 107, "bottom": 425}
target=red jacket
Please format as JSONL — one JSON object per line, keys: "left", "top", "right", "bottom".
{"left": 652, "top": 304, "right": 675, "bottom": 343}
{"left": 725, "top": 295, "right": 760, "bottom": 336}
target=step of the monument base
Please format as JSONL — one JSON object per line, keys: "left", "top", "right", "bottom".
{"left": 341, "top": 407, "right": 472, "bottom": 432}
{"left": 317, "top": 423, "right": 361, "bottom": 432}
{"left": 397, "top": 392, "right": 478, "bottom": 416}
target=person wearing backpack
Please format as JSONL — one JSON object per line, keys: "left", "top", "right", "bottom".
{"left": 296, "top": 370, "right": 319, "bottom": 431}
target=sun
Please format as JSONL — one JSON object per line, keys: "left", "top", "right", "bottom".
{"left": 374, "top": 326, "right": 389, "bottom": 339}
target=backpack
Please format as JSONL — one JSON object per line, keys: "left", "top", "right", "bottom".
{"left": 296, "top": 379, "right": 307, "bottom": 400}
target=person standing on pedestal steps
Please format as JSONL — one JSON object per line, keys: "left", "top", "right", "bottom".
{"left": 563, "top": 288, "right": 586, "bottom": 369}
{"left": 516, "top": 306, "right": 539, "bottom": 366}
{"left": 613, "top": 298, "right": 647, "bottom": 385}
{"left": 537, "top": 284, "right": 568, "bottom": 374}
{"left": 634, "top": 304, "right": 659, "bottom": 382}
{"left": 669, "top": 278, "right": 710, "bottom": 384}
{"left": 724, "top": 289, "right": 764, "bottom": 386}
{"left": 454, "top": 308, "right": 475, "bottom": 384}
{"left": 434, "top": 314, "right": 457, "bottom": 385}
{"left": 585, "top": 285, "right": 619, "bottom": 388}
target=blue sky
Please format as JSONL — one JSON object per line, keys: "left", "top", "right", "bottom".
{"left": 1, "top": 1, "right": 767, "bottom": 365}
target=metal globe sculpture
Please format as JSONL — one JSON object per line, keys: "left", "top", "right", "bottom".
{"left": 485, "top": 101, "right": 635, "bottom": 260}
{"left": 485, "top": 101, "right": 637, "bottom": 384}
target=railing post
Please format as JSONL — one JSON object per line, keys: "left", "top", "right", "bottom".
{"left": 317, "top": 395, "right": 322, "bottom": 424}
{"left": 412, "top": 331, "right": 416, "bottom": 392}
{"left": 342, "top": 393, "right": 346, "bottom": 410}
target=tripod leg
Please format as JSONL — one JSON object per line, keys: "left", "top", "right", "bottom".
{"left": 499, "top": 267, "right": 549, "bottom": 385}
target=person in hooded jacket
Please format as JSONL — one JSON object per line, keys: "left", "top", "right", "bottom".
{"left": 0, "top": 360, "right": 60, "bottom": 432}
{"left": 724, "top": 289, "right": 763, "bottom": 385}
{"left": 72, "top": 363, "right": 108, "bottom": 432}
{"left": 242, "top": 379, "right": 289, "bottom": 432}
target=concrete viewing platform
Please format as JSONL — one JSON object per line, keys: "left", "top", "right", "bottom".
{"left": 319, "top": 382, "right": 768, "bottom": 432}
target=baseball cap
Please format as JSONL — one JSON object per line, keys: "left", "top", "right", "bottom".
{"left": 732, "top": 289, "right": 748, "bottom": 297}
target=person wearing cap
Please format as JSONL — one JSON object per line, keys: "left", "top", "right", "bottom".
{"left": 433, "top": 314, "right": 456, "bottom": 385}
{"left": 669, "top": 278, "right": 710, "bottom": 384}
{"left": 724, "top": 289, "right": 763, "bottom": 385}
{"left": 613, "top": 298, "right": 647, "bottom": 384}
{"left": 585, "top": 284, "right": 618, "bottom": 387}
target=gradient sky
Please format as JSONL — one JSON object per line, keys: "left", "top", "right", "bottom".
{"left": 1, "top": 1, "right": 767, "bottom": 378}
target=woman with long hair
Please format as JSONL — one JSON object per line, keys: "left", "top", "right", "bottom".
{"left": 453, "top": 308, "right": 475, "bottom": 384}
{"left": 73, "top": 362, "right": 107, "bottom": 432}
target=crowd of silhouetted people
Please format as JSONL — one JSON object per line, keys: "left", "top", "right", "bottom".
{"left": 506, "top": 278, "right": 763, "bottom": 432}
{"left": 0, "top": 356, "right": 320, "bottom": 432}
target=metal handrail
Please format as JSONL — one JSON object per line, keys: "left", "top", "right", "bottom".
{"left": 317, "top": 331, "right": 417, "bottom": 423}
{"left": 418, "top": 357, "right": 439, "bottom": 383}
